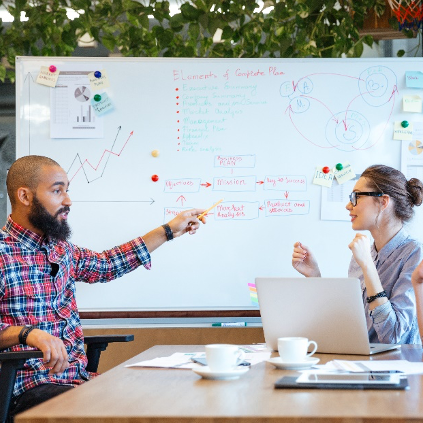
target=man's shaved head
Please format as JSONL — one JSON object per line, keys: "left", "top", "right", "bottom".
{"left": 6, "top": 155, "right": 61, "bottom": 206}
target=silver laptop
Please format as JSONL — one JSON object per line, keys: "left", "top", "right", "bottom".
{"left": 255, "top": 277, "right": 400, "bottom": 355}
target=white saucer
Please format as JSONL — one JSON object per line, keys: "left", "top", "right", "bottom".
{"left": 267, "top": 356, "right": 320, "bottom": 370}
{"left": 192, "top": 366, "right": 249, "bottom": 380}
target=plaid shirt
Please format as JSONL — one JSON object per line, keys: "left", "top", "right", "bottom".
{"left": 0, "top": 216, "right": 151, "bottom": 398}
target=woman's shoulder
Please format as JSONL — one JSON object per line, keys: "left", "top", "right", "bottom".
{"left": 397, "top": 232, "right": 423, "bottom": 262}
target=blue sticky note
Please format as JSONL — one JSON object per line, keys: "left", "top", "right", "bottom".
{"left": 405, "top": 71, "right": 423, "bottom": 88}
{"left": 91, "top": 92, "right": 114, "bottom": 116}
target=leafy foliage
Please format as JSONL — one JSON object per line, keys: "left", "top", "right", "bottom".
{"left": 0, "top": 0, "right": 386, "bottom": 82}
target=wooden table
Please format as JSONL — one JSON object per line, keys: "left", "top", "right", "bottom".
{"left": 16, "top": 344, "right": 423, "bottom": 423}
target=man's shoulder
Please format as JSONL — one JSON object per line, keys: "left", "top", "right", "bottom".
{"left": 0, "top": 227, "right": 14, "bottom": 248}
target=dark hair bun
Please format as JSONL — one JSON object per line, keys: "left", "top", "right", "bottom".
{"left": 407, "top": 178, "right": 423, "bottom": 206}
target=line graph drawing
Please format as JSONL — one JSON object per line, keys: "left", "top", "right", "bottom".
{"left": 67, "top": 126, "right": 134, "bottom": 183}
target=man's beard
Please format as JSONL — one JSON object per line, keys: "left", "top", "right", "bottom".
{"left": 28, "top": 195, "right": 72, "bottom": 242}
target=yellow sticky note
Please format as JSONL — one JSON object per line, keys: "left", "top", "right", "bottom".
{"left": 333, "top": 162, "right": 355, "bottom": 185}
{"left": 88, "top": 69, "right": 110, "bottom": 91}
{"left": 313, "top": 167, "right": 334, "bottom": 188}
{"left": 403, "top": 95, "right": 422, "bottom": 113}
{"left": 36, "top": 66, "right": 60, "bottom": 87}
{"left": 393, "top": 121, "right": 413, "bottom": 141}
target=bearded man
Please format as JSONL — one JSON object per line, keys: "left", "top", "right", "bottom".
{"left": 0, "top": 155, "right": 206, "bottom": 420}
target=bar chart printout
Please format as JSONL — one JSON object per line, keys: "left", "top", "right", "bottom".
{"left": 50, "top": 71, "right": 103, "bottom": 138}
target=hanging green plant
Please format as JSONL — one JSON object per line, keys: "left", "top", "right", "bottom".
{"left": 0, "top": 0, "right": 387, "bottom": 82}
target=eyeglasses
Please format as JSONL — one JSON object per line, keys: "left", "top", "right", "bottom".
{"left": 349, "top": 192, "right": 384, "bottom": 207}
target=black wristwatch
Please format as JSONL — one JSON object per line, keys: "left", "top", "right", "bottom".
{"left": 19, "top": 325, "right": 35, "bottom": 345}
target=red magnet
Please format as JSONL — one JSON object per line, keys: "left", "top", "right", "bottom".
{"left": 151, "top": 174, "right": 159, "bottom": 182}
{"left": 49, "top": 65, "right": 57, "bottom": 73}
{"left": 322, "top": 166, "right": 330, "bottom": 174}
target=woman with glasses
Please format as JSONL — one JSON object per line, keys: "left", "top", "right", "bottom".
{"left": 292, "top": 164, "right": 423, "bottom": 345}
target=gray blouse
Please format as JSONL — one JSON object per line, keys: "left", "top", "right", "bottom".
{"left": 348, "top": 228, "right": 423, "bottom": 345}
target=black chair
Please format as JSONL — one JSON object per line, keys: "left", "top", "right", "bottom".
{"left": 0, "top": 334, "right": 134, "bottom": 423}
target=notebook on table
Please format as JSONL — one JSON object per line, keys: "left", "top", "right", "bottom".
{"left": 255, "top": 277, "right": 400, "bottom": 355}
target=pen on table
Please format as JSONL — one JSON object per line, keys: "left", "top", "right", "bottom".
{"left": 198, "top": 199, "right": 224, "bottom": 221}
{"left": 212, "top": 322, "right": 247, "bottom": 327}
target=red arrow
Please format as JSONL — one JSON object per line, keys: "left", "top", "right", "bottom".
{"left": 259, "top": 205, "right": 264, "bottom": 211}
{"left": 284, "top": 191, "right": 289, "bottom": 199}
{"left": 353, "top": 85, "right": 398, "bottom": 151}
{"left": 201, "top": 182, "right": 211, "bottom": 188}
{"left": 176, "top": 195, "right": 186, "bottom": 206}
{"left": 257, "top": 181, "right": 264, "bottom": 185}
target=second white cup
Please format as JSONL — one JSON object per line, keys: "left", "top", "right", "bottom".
{"left": 277, "top": 337, "right": 318, "bottom": 362}
{"left": 205, "top": 344, "right": 245, "bottom": 372}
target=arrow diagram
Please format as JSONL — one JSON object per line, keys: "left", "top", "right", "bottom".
{"left": 176, "top": 195, "right": 186, "bottom": 206}
{"left": 353, "top": 85, "right": 398, "bottom": 151}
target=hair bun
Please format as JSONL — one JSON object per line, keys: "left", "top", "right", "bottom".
{"left": 407, "top": 178, "right": 423, "bottom": 206}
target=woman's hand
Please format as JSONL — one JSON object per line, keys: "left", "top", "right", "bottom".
{"left": 348, "top": 233, "right": 373, "bottom": 269}
{"left": 292, "top": 241, "right": 321, "bottom": 277}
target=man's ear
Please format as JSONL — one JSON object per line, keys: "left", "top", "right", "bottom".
{"left": 16, "top": 187, "right": 33, "bottom": 207}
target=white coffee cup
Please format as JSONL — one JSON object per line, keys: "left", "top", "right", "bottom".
{"left": 205, "top": 344, "right": 245, "bottom": 372}
{"left": 277, "top": 337, "right": 318, "bottom": 362}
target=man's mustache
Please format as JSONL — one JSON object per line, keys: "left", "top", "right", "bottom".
{"left": 54, "top": 206, "right": 70, "bottom": 218}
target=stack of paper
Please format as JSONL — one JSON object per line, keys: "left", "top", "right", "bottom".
{"left": 125, "top": 344, "right": 272, "bottom": 369}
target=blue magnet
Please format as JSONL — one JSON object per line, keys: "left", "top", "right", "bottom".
{"left": 94, "top": 70, "right": 102, "bottom": 79}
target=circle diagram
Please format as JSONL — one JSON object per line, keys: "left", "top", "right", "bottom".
{"left": 409, "top": 140, "right": 423, "bottom": 155}
{"left": 326, "top": 110, "right": 370, "bottom": 152}
{"left": 280, "top": 81, "right": 295, "bottom": 97}
{"left": 288, "top": 96, "right": 310, "bottom": 114}
{"left": 358, "top": 67, "right": 397, "bottom": 107}
{"left": 74, "top": 86, "right": 91, "bottom": 102}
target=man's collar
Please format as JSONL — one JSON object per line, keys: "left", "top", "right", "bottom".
{"left": 4, "top": 215, "right": 46, "bottom": 250}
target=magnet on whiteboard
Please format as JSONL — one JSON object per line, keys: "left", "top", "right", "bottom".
{"left": 151, "top": 174, "right": 159, "bottom": 182}
{"left": 94, "top": 94, "right": 102, "bottom": 102}
{"left": 322, "top": 166, "right": 330, "bottom": 174}
{"left": 151, "top": 150, "right": 160, "bottom": 157}
{"left": 49, "top": 65, "right": 57, "bottom": 73}
{"left": 335, "top": 163, "right": 343, "bottom": 171}
{"left": 401, "top": 120, "right": 409, "bottom": 128}
{"left": 94, "top": 70, "right": 102, "bottom": 78}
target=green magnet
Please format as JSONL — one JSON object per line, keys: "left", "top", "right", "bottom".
{"left": 336, "top": 163, "right": 343, "bottom": 171}
{"left": 401, "top": 120, "right": 409, "bottom": 128}
{"left": 94, "top": 94, "right": 102, "bottom": 102}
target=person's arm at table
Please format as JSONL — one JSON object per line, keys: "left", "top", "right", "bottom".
{"left": 348, "top": 233, "right": 387, "bottom": 311}
{"left": 412, "top": 260, "right": 423, "bottom": 342}
{"left": 0, "top": 326, "right": 69, "bottom": 374}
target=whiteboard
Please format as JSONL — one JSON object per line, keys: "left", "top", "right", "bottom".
{"left": 15, "top": 57, "right": 423, "bottom": 312}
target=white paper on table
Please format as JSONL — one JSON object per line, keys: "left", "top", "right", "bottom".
{"left": 321, "top": 359, "right": 423, "bottom": 375}
{"left": 125, "top": 347, "right": 272, "bottom": 369}
{"left": 125, "top": 352, "right": 203, "bottom": 369}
